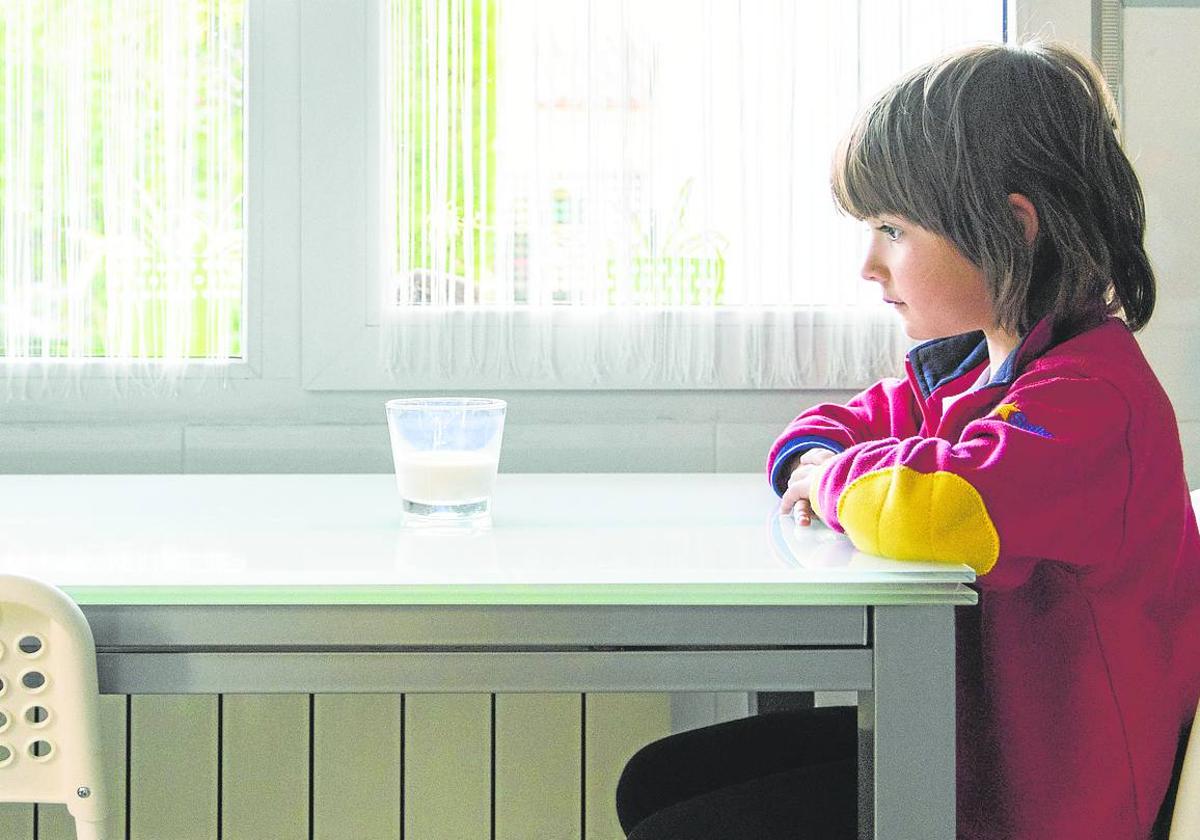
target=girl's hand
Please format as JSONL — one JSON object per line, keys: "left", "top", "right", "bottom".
{"left": 779, "top": 448, "right": 837, "bottom": 526}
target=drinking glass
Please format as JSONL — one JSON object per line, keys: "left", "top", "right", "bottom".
{"left": 385, "top": 398, "right": 507, "bottom": 526}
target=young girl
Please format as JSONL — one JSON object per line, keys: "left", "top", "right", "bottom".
{"left": 616, "top": 41, "right": 1200, "bottom": 839}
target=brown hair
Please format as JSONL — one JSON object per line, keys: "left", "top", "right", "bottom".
{"left": 831, "top": 40, "right": 1155, "bottom": 336}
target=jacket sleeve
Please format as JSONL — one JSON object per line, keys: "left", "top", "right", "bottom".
{"left": 809, "top": 373, "right": 1131, "bottom": 590}
{"left": 767, "top": 377, "right": 923, "bottom": 495}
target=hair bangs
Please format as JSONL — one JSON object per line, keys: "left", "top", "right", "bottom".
{"left": 830, "top": 84, "right": 929, "bottom": 228}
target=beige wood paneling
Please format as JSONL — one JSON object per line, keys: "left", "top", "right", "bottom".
{"left": 312, "top": 694, "right": 401, "bottom": 840}
{"left": 222, "top": 694, "right": 309, "bottom": 840}
{"left": 129, "top": 695, "right": 219, "bottom": 840}
{"left": 495, "top": 693, "right": 582, "bottom": 840}
{"left": 584, "top": 694, "right": 672, "bottom": 840}
{"left": 404, "top": 694, "right": 491, "bottom": 840}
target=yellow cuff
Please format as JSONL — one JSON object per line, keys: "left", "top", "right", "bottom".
{"left": 835, "top": 466, "right": 999, "bottom": 573}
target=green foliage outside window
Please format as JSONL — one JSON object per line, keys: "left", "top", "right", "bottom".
{"left": 0, "top": 0, "right": 244, "bottom": 360}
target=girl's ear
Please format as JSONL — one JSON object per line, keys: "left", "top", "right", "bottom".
{"left": 1008, "top": 193, "right": 1039, "bottom": 246}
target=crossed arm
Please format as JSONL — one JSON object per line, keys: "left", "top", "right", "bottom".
{"left": 771, "top": 373, "right": 1133, "bottom": 584}
{"left": 778, "top": 447, "right": 838, "bottom": 526}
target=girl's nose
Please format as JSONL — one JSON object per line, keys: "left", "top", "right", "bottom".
{"left": 860, "top": 247, "right": 885, "bottom": 283}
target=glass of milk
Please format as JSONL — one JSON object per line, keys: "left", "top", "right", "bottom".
{"left": 385, "top": 398, "right": 507, "bottom": 526}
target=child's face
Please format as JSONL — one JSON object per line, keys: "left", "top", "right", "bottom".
{"left": 860, "top": 216, "right": 996, "bottom": 341}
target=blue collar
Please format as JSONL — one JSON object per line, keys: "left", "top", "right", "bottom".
{"left": 907, "top": 316, "right": 1060, "bottom": 400}
{"left": 908, "top": 331, "right": 988, "bottom": 399}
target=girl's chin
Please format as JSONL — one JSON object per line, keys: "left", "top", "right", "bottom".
{"left": 903, "top": 325, "right": 967, "bottom": 342}
{"left": 897, "top": 317, "right": 928, "bottom": 341}
{"left": 896, "top": 314, "right": 967, "bottom": 342}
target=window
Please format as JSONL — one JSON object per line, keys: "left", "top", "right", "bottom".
{"left": 0, "top": 1, "right": 1006, "bottom": 391}
{"left": 306, "top": 2, "right": 1007, "bottom": 390}
{"left": 0, "top": 1, "right": 245, "bottom": 368}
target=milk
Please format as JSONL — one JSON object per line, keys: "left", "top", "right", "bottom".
{"left": 393, "top": 450, "right": 499, "bottom": 504}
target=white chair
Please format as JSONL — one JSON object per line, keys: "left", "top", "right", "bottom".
{"left": 1172, "top": 701, "right": 1200, "bottom": 839}
{"left": 1173, "top": 491, "right": 1200, "bottom": 838}
{"left": 0, "top": 574, "right": 110, "bottom": 840}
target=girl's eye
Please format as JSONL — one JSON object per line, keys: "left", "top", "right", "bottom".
{"left": 876, "top": 223, "right": 901, "bottom": 242}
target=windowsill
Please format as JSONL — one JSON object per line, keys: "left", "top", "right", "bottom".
{"left": 0, "top": 357, "right": 261, "bottom": 380}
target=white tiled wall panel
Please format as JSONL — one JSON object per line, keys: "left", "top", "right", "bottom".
{"left": 182, "top": 424, "right": 391, "bottom": 473}
{"left": 502, "top": 422, "right": 715, "bottom": 472}
{"left": 0, "top": 425, "right": 182, "bottom": 474}
{"left": 716, "top": 423, "right": 788, "bottom": 473}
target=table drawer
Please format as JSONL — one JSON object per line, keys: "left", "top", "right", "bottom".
{"left": 85, "top": 604, "right": 869, "bottom": 649}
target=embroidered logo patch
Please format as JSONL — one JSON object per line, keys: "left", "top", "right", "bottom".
{"left": 990, "top": 402, "right": 1052, "bottom": 438}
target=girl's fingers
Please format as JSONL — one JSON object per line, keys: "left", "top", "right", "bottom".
{"left": 793, "top": 499, "right": 813, "bottom": 526}
{"left": 779, "top": 485, "right": 804, "bottom": 513}
{"left": 781, "top": 468, "right": 810, "bottom": 511}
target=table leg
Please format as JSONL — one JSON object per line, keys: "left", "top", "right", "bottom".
{"left": 858, "top": 605, "right": 956, "bottom": 840}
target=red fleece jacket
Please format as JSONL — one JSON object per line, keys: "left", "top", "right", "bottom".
{"left": 768, "top": 316, "right": 1200, "bottom": 838}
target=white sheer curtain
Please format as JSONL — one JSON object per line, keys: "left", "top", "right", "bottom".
{"left": 382, "top": 0, "right": 1002, "bottom": 389}
{"left": 0, "top": 0, "right": 244, "bottom": 395}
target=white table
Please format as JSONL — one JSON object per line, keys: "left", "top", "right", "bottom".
{"left": 0, "top": 473, "right": 975, "bottom": 840}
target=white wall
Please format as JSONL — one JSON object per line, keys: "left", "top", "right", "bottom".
{"left": 1016, "top": 0, "right": 1097, "bottom": 50}
{"left": 0, "top": 0, "right": 1196, "bottom": 486}
{"left": 1014, "top": 0, "right": 1200, "bottom": 486}
{"left": 1122, "top": 4, "right": 1200, "bottom": 486}
{"left": 0, "top": 385, "right": 849, "bottom": 474}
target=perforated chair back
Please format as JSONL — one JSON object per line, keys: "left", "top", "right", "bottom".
{"left": 0, "top": 574, "right": 108, "bottom": 840}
